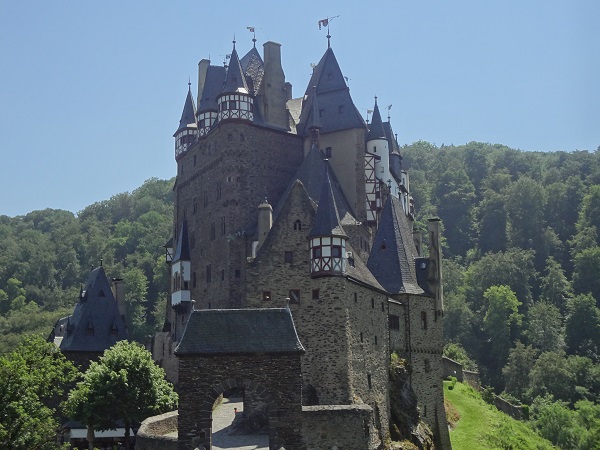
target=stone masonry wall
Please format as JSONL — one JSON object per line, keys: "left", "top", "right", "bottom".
{"left": 403, "top": 293, "right": 450, "bottom": 449}
{"left": 136, "top": 411, "right": 178, "bottom": 450}
{"left": 152, "top": 332, "right": 178, "bottom": 385}
{"left": 301, "top": 405, "right": 374, "bottom": 450}
{"left": 175, "top": 122, "right": 303, "bottom": 310}
{"left": 177, "top": 353, "right": 304, "bottom": 450}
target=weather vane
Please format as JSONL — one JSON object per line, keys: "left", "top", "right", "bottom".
{"left": 318, "top": 15, "right": 340, "bottom": 48}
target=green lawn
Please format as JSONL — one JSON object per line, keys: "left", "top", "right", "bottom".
{"left": 444, "top": 381, "right": 554, "bottom": 450}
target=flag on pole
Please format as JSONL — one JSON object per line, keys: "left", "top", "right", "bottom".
{"left": 247, "top": 26, "right": 255, "bottom": 32}
{"left": 318, "top": 18, "right": 329, "bottom": 30}
{"left": 344, "top": 76, "right": 349, "bottom": 82}
{"left": 367, "top": 109, "right": 374, "bottom": 114}
{"left": 388, "top": 104, "right": 392, "bottom": 110}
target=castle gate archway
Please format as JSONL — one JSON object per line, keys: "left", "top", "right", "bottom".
{"left": 174, "top": 308, "right": 306, "bottom": 450}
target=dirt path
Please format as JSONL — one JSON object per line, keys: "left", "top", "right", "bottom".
{"left": 211, "top": 398, "right": 269, "bottom": 450}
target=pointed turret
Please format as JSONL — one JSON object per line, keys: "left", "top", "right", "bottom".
{"left": 296, "top": 47, "right": 365, "bottom": 136}
{"left": 308, "top": 162, "right": 348, "bottom": 277}
{"left": 218, "top": 40, "right": 254, "bottom": 123}
{"left": 367, "top": 98, "right": 386, "bottom": 141}
{"left": 367, "top": 195, "right": 423, "bottom": 294}
{"left": 171, "top": 219, "right": 191, "bottom": 307}
{"left": 174, "top": 85, "right": 198, "bottom": 160}
{"left": 197, "top": 62, "right": 226, "bottom": 137}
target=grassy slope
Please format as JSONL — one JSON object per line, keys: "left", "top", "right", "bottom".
{"left": 444, "top": 381, "right": 554, "bottom": 450}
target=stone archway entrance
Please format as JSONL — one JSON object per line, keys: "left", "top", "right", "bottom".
{"left": 174, "top": 308, "right": 306, "bottom": 450}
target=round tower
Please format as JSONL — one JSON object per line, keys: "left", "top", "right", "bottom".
{"left": 174, "top": 84, "right": 198, "bottom": 160}
{"left": 217, "top": 40, "right": 254, "bottom": 123}
{"left": 366, "top": 97, "right": 391, "bottom": 188}
{"left": 308, "top": 163, "right": 348, "bottom": 276}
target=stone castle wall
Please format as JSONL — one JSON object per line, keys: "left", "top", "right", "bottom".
{"left": 177, "top": 353, "right": 303, "bottom": 450}
{"left": 175, "top": 122, "right": 303, "bottom": 310}
{"left": 301, "top": 405, "right": 374, "bottom": 450}
{"left": 136, "top": 411, "right": 177, "bottom": 450}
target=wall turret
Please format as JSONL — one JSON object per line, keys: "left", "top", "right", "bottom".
{"left": 174, "top": 84, "right": 197, "bottom": 160}
{"left": 217, "top": 40, "right": 254, "bottom": 123}
{"left": 367, "top": 98, "right": 392, "bottom": 192}
{"left": 171, "top": 219, "right": 191, "bottom": 307}
{"left": 308, "top": 162, "right": 348, "bottom": 277}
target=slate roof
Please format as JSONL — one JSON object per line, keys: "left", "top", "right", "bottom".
{"left": 221, "top": 46, "right": 249, "bottom": 95}
{"left": 197, "top": 65, "right": 226, "bottom": 113}
{"left": 308, "top": 162, "right": 347, "bottom": 238}
{"left": 240, "top": 47, "right": 264, "bottom": 96}
{"left": 175, "top": 308, "right": 305, "bottom": 355}
{"left": 367, "top": 196, "right": 424, "bottom": 295}
{"left": 367, "top": 100, "right": 386, "bottom": 141}
{"left": 296, "top": 47, "right": 365, "bottom": 136}
{"left": 272, "top": 145, "right": 357, "bottom": 226}
{"left": 174, "top": 88, "right": 197, "bottom": 135}
{"left": 173, "top": 219, "right": 191, "bottom": 262}
{"left": 56, "top": 267, "right": 128, "bottom": 352}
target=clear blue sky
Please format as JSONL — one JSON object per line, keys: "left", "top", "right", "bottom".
{"left": 1, "top": 1, "right": 598, "bottom": 217}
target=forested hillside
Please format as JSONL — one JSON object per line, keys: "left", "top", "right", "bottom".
{"left": 402, "top": 141, "right": 600, "bottom": 448}
{"left": 1, "top": 143, "right": 599, "bottom": 447}
{"left": 0, "top": 177, "right": 174, "bottom": 350}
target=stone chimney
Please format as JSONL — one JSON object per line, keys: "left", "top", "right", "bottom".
{"left": 261, "top": 41, "right": 289, "bottom": 130}
{"left": 197, "top": 59, "right": 210, "bottom": 110}
{"left": 257, "top": 199, "right": 273, "bottom": 249}
{"left": 111, "top": 277, "right": 127, "bottom": 327}
{"left": 427, "top": 219, "right": 444, "bottom": 319}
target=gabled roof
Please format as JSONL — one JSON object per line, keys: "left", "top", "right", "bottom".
{"left": 240, "top": 47, "right": 264, "bottom": 96}
{"left": 383, "top": 121, "right": 401, "bottom": 156}
{"left": 367, "top": 100, "right": 386, "bottom": 141}
{"left": 175, "top": 88, "right": 197, "bottom": 135}
{"left": 198, "top": 65, "right": 226, "bottom": 113}
{"left": 221, "top": 46, "right": 249, "bottom": 95}
{"left": 173, "top": 219, "right": 191, "bottom": 262}
{"left": 367, "top": 196, "right": 424, "bottom": 295}
{"left": 308, "top": 162, "right": 347, "bottom": 238}
{"left": 296, "top": 47, "right": 365, "bottom": 136}
{"left": 57, "top": 267, "right": 128, "bottom": 352}
{"left": 175, "top": 308, "right": 305, "bottom": 355}
{"left": 273, "top": 145, "right": 357, "bottom": 226}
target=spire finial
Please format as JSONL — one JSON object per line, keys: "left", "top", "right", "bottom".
{"left": 233, "top": 34, "right": 236, "bottom": 50}
{"left": 100, "top": 258, "right": 103, "bottom": 267}
{"left": 188, "top": 77, "right": 191, "bottom": 91}
{"left": 247, "top": 26, "right": 256, "bottom": 47}
{"left": 327, "top": 33, "right": 331, "bottom": 48}
{"left": 374, "top": 95, "right": 378, "bottom": 105}
{"left": 318, "top": 15, "right": 339, "bottom": 49}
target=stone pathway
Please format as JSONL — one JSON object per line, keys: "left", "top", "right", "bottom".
{"left": 212, "top": 398, "right": 269, "bottom": 450}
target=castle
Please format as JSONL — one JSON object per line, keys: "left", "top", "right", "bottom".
{"left": 151, "top": 34, "right": 451, "bottom": 450}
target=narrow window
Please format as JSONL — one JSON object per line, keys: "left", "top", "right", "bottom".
{"left": 421, "top": 311, "right": 428, "bottom": 330}
{"left": 206, "top": 265, "right": 212, "bottom": 283}
{"left": 381, "top": 302, "right": 385, "bottom": 312}
{"left": 192, "top": 271, "right": 197, "bottom": 288}
{"left": 262, "top": 291, "right": 271, "bottom": 301}
{"left": 217, "top": 182, "right": 222, "bottom": 200}
{"left": 389, "top": 315, "right": 400, "bottom": 330}
{"left": 354, "top": 292, "right": 357, "bottom": 303}
{"left": 193, "top": 154, "right": 197, "bottom": 166}
{"left": 190, "top": 231, "right": 196, "bottom": 249}
{"left": 371, "top": 298, "right": 375, "bottom": 309}
{"left": 424, "top": 359, "right": 431, "bottom": 373}
{"left": 374, "top": 335, "right": 378, "bottom": 345}
{"left": 284, "top": 251, "right": 294, "bottom": 263}
{"left": 210, "top": 222, "right": 216, "bottom": 240}
{"left": 235, "top": 269, "right": 241, "bottom": 279}
{"left": 294, "top": 220, "right": 302, "bottom": 230}
{"left": 289, "top": 289, "right": 300, "bottom": 304}
{"left": 360, "top": 332, "right": 363, "bottom": 343}
{"left": 220, "top": 217, "right": 226, "bottom": 235}
{"left": 312, "top": 289, "right": 320, "bottom": 300}
{"left": 367, "top": 374, "right": 372, "bottom": 389}
{"left": 319, "top": 108, "right": 324, "bottom": 117}
{"left": 221, "top": 269, "right": 225, "bottom": 281}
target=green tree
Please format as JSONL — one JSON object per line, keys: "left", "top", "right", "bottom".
{"left": 502, "top": 342, "right": 538, "bottom": 401}
{"left": 0, "top": 336, "right": 77, "bottom": 450}
{"left": 572, "top": 246, "right": 600, "bottom": 302}
{"left": 476, "top": 190, "right": 508, "bottom": 255}
{"left": 526, "top": 302, "right": 564, "bottom": 352}
{"left": 539, "top": 257, "right": 572, "bottom": 314}
{"left": 482, "top": 286, "right": 523, "bottom": 369}
{"left": 64, "top": 341, "right": 177, "bottom": 450}
{"left": 531, "top": 397, "right": 577, "bottom": 449}
{"left": 564, "top": 294, "right": 600, "bottom": 360}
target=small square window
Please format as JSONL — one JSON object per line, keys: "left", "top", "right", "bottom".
{"left": 262, "top": 291, "right": 271, "bottom": 301}
{"left": 312, "top": 289, "right": 320, "bottom": 300}
{"left": 389, "top": 314, "right": 400, "bottom": 330}
{"left": 284, "top": 251, "right": 293, "bottom": 263}
{"left": 235, "top": 269, "right": 241, "bottom": 279}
